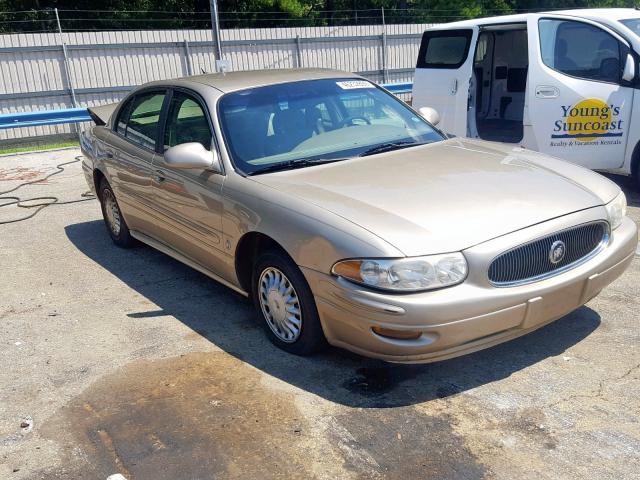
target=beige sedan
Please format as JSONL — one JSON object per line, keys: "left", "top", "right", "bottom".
{"left": 80, "top": 68, "right": 637, "bottom": 363}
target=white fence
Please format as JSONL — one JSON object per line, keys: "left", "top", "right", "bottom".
{"left": 0, "top": 23, "right": 432, "bottom": 141}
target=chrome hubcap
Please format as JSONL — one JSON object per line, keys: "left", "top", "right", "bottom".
{"left": 258, "top": 267, "right": 302, "bottom": 343}
{"left": 103, "top": 188, "right": 121, "bottom": 235}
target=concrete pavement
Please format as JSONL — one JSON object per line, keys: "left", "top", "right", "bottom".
{"left": 1, "top": 148, "right": 639, "bottom": 479}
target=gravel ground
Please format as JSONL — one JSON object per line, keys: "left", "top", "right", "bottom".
{"left": 0, "top": 148, "right": 639, "bottom": 480}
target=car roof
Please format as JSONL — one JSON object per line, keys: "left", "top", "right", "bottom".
{"left": 159, "top": 68, "right": 361, "bottom": 93}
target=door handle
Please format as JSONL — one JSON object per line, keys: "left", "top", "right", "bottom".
{"left": 535, "top": 85, "right": 560, "bottom": 99}
{"left": 155, "top": 169, "right": 166, "bottom": 183}
{"left": 451, "top": 79, "right": 458, "bottom": 95}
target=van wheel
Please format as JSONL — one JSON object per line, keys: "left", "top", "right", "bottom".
{"left": 253, "top": 251, "right": 326, "bottom": 355}
{"left": 98, "top": 178, "right": 135, "bottom": 248}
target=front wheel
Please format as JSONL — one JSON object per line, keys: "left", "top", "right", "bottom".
{"left": 253, "top": 251, "right": 326, "bottom": 355}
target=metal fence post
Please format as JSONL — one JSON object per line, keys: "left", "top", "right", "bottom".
{"left": 54, "top": 8, "right": 78, "bottom": 108}
{"left": 210, "top": 0, "right": 223, "bottom": 61}
{"left": 295, "top": 35, "right": 303, "bottom": 68}
{"left": 381, "top": 8, "right": 388, "bottom": 83}
{"left": 183, "top": 39, "right": 194, "bottom": 76}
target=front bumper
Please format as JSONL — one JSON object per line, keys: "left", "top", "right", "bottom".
{"left": 302, "top": 209, "right": 637, "bottom": 363}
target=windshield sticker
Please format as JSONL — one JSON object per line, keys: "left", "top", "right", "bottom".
{"left": 550, "top": 99, "right": 624, "bottom": 147}
{"left": 336, "top": 80, "right": 375, "bottom": 90}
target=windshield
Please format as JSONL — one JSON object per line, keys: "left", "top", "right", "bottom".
{"left": 217, "top": 78, "right": 444, "bottom": 175}
{"left": 621, "top": 18, "right": 640, "bottom": 37}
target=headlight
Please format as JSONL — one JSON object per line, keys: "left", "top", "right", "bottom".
{"left": 331, "top": 253, "right": 468, "bottom": 292}
{"left": 605, "top": 191, "right": 627, "bottom": 230}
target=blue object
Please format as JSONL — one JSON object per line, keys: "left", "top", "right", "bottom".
{"left": 0, "top": 108, "right": 91, "bottom": 130}
{"left": 381, "top": 82, "right": 413, "bottom": 94}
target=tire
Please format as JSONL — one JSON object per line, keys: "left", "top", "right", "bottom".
{"left": 98, "top": 178, "right": 135, "bottom": 248}
{"left": 252, "top": 250, "right": 327, "bottom": 355}
{"left": 634, "top": 164, "right": 640, "bottom": 193}
{"left": 632, "top": 144, "right": 640, "bottom": 192}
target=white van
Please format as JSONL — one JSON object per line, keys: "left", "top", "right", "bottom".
{"left": 412, "top": 9, "right": 640, "bottom": 186}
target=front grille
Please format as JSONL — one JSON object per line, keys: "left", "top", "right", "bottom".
{"left": 488, "top": 221, "right": 609, "bottom": 286}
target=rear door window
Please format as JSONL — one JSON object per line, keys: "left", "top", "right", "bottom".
{"left": 539, "top": 19, "right": 625, "bottom": 84}
{"left": 417, "top": 29, "right": 473, "bottom": 69}
{"left": 116, "top": 92, "right": 166, "bottom": 151}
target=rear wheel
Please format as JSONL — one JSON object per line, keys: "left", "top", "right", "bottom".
{"left": 98, "top": 178, "right": 135, "bottom": 248}
{"left": 634, "top": 164, "right": 640, "bottom": 192}
{"left": 632, "top": 143, "right": 640, "bottom": 192}
{"left": 253, "top": 251, "right": 326, "bottom": 355}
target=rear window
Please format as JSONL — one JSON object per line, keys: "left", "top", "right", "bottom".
{"left": 417, "top": 30, "right": 473, "bottom": 69}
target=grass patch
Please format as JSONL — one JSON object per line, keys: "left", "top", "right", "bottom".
{"left": 0, "top": 140, "right": 79, "bottom": 155}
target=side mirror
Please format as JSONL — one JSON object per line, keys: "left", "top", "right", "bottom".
{"left": 418, "top": 106, "right": 441, "bottom": 126}
{"left": 164, "top": 142, "right": 221, "bottom": 173}
{"left": 622, "top": 53, "right": 636, "bottom": 82}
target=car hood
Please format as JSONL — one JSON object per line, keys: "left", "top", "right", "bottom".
{"left": 250, "top": 138, "right": 615, "bottom": 256}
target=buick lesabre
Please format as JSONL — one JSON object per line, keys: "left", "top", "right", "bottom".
{"left": 80, "top": 69, "right": 637, "bottom": 363}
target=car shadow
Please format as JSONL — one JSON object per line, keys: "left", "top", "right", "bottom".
{"left": 65, "top": 220, "right": 601, "bottom": 408}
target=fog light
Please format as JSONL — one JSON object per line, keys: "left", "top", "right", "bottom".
{"left": 372, "top": 326, "right": 422, "bottom": 340}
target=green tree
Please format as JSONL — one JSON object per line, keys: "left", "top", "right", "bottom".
{"left": 1, "top": 0, "right": 638, "bottom": 32}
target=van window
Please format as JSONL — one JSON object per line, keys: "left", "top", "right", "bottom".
{"left": 620, "top": 18, "right": 640, "bottom": 37}
{"left": 539, "top": 19, "right": 624, "bottom": 84}
{"left": 474, "top": 34, "right": 489, "bottom": 63}
{"left": 417, "top": 30, "right": 472, "bottom": 69}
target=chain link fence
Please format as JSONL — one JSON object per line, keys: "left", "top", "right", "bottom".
{"left": 0, "top": 7, "right": 517, "bottom": 33}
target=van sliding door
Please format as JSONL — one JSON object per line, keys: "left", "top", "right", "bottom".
{"left": 412, "top": 28, "right": 478, "bottom": 136}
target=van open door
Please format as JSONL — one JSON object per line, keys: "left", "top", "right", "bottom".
{"left": 526, "top": 14, "right": 635, "bottom": 170}
{"left": 467, "top": 23, "right": 529, "bottom": 143}
{"left": 412, "top": 27, "right": 478, "bottom": 136}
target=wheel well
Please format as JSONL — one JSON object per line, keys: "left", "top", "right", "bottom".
{"left": 234, "top": 232, "right": 290, "bottom": 294}
{"left": 93, "top": 168, "right": 106, "bottom": 195}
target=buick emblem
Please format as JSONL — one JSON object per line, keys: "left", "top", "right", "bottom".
{"left": 549, "top": 240, "right": 566, "bottom": 264}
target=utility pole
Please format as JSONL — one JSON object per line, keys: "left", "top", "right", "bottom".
{"left": 54, "top": 7, "right": 79, "bottom": 137}
{"left": 54, "top": 8, "right": 77, "bottom": 108}
{"left": 209, "top": 0, "right": 226, "bottom": 71}
{"left": 381, "top": 7, "right": 388, "bottom": 83}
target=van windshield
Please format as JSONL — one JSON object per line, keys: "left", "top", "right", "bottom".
{"left": 620, "top": 18, "right": 640, "bottom": 37}
{"left": 217, "top": 78, "right": 444, "bottom": 175}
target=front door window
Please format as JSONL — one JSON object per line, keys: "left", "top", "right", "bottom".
{"left": 539, "top": 19, "right": 624, "bottom": 84}
{"left": 163, "top": 92, "right": 212, "bottom": 150}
